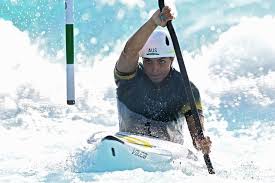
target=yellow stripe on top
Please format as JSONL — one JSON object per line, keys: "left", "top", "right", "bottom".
{"left": 114, "top": 67, "right": 137, "bottom": 81}
{"left": 116, "top": 134, "right": 153, "bottom": 148}
{"left": 180, "top": 102, "right": 203, "bottom": 115}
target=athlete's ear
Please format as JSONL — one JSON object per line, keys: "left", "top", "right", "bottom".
{"left": 170, "top": 57, "right": 174, "bottom": 66}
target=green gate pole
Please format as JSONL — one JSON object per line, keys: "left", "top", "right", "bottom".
{"left": 65, "top": 0, "right": 75, "bottom": 105}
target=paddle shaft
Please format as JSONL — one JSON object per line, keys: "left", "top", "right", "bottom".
{"left": 158, "top": 0, "right": 215, "bottom": 174}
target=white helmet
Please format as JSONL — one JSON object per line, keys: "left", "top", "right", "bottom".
{"left": 139, "top": 30, "right": 175, "bottom": 58}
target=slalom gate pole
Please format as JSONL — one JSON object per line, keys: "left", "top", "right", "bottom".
{"left": 65, "top": 0, "right": 75, "bottom": 105}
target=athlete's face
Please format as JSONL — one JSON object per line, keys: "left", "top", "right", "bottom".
{"left": 142, "top": 57, "right": 173, "bottom": 83}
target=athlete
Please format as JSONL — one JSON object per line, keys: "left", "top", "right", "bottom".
{"left": 114, "top": 6, "right": 212, "bottom": 154}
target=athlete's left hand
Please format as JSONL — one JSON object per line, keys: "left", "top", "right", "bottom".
{"left": 151, "top": 6, "right": 174, "bottom": 27}
{"left": 194, "top": 136, "right": 212, "bottom": 154}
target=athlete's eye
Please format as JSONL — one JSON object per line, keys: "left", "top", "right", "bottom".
{"left": 159, "top": 59, "right": 167, "bottom": 64}
{"left": 144, "top": 59, "right": 152, "bottom": 64}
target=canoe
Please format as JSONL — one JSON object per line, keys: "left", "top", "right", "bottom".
{"left": 71, "top": 131, "right": 199, "bottom": 172}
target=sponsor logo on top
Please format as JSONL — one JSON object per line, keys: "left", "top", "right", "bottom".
{"left": 147, "top": 48, "right": 159, "bottom": 55}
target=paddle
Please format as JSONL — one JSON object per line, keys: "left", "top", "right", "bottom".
{"left": 158, "top": 0, "right": 215, "bottom": 174}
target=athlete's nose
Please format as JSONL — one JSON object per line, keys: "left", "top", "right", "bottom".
{"left": 151, "top": 61, "right": 160, "bottom": 74}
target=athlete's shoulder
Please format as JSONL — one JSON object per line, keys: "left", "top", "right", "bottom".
{"left": 171, "top": 68, "right": 181, "bottom": 78}
{"left": 170, "top": 68, "right": 184, "bottom": 85}
{"left": 172, "top": 69, "right": 198, "bottom": 86}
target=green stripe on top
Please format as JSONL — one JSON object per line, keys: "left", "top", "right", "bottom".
{"left": 66, "top": 24, "right": 74, "bottom": 64}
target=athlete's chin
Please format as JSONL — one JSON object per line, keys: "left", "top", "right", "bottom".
{"left": 149, "top": 76, "right": 164, "bottom": 83}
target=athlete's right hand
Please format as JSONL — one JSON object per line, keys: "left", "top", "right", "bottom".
{"left": 150, "top": 6, "right": 174, "bottom": 27}
{"left": 194, "top": 136, "right": 212, "bottom": 155}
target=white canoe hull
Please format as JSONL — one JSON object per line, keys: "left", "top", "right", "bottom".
{"left": 72, "top": 132, "right": 198, "bottom": 172}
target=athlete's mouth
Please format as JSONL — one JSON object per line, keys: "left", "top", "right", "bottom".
{"left": 148, "top": 74, "right": 163, "bottom": 82}
{"left": 149, "top": 75, "right": 161, "bottom": 79}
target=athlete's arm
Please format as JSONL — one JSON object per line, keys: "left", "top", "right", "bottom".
{"left": 116, "top": 6, "right": 174, "bottom": 74}
{"left": 186, "top": 113, "right": 212, "bottom": 154}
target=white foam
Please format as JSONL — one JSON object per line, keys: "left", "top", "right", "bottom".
{"left": 183, "top": 16, "right": 275, "bottom": 109}
{"left": 96, "top": 0, "right": 145, "bottom": 8}
{"left": 0, "top": 19, "right": 65, "bottom": 104}
{"left": 0, "top": 16, "right": 275, "bottom": 182}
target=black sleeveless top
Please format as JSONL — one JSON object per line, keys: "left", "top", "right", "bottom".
{"left": 114, "top": 64, "right": 202, "bottom": 142}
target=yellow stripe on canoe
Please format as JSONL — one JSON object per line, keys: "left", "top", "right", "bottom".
{"left": 116, "top": 135, "right": 153, "bottom": 148}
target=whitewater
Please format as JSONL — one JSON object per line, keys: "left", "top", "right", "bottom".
{"left": 0, "top": 0, "right": 275, "bottom": 182}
